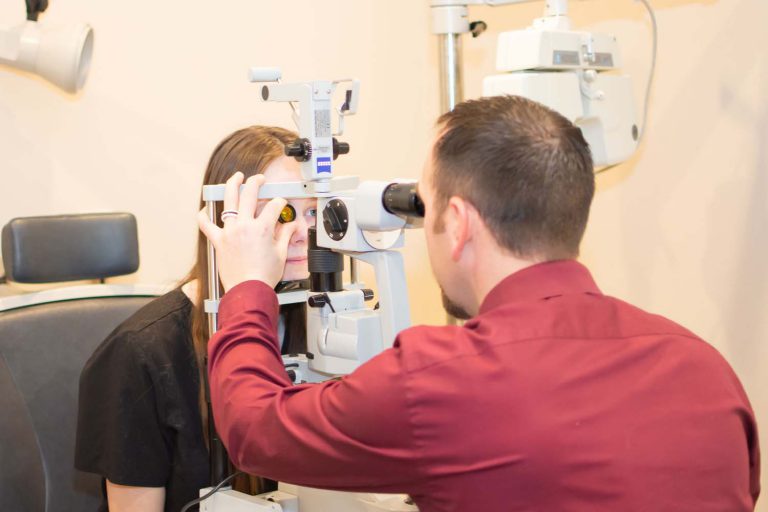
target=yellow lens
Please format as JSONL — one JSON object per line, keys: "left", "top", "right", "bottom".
{"left": 279, "top": 204, "right": 296, "bottom": 223}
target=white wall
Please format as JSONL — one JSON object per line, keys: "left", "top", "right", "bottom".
{"left": 1, "top": 0, "right": 764, "bottom": 505}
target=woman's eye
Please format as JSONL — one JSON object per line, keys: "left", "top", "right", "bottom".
{"left": 307, "top": 208, "right": 317, "bottom": 218}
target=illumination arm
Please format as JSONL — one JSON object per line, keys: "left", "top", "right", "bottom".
{"left": 0, "top": 1, "right": 93, "bottom": 95}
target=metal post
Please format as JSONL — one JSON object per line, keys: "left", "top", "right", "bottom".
{"left": 350, "top": 257, "right": 358, "bottom": 284}
{"left": 204, "top": 199, "right": 230, "bottom": 486}
{"left": 433, "top": 4, "right": 468, "bottom": 325}
{"left": 206, "top": 201, "right": 220, "bottom": 337}
{"left": 438, "top": 33, "right": 464, "bottom": 113}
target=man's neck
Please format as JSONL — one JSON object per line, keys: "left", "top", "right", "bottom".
{"left": 469, "top": 250, "right": 540, "bottom": 315}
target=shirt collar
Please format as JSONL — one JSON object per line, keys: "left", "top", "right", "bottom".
{"left": 479, "top": 259, "right": 601, "bottom": 315}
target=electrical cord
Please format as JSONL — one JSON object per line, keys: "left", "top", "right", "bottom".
{"left": 180, "top": 471, "right": 245, "bottom": 512}
{"left": 635, "top": 0, "right": 658, "bottom": 147}
{"left": 595, "top": 0, "right": 657, "bottom": 175}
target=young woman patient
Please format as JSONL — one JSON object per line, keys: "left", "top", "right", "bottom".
{"left": 75, "top": 126, "right": 316, "bottom": 512}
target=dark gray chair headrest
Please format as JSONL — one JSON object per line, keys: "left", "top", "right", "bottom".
{"left": 2, "top": 213, "right": 139, "bottom": 283}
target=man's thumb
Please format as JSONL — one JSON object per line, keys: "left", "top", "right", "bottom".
{"left": 277, "top": 221, "right": 300, "bottom": 251}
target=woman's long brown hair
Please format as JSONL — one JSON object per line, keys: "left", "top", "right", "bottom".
{"left": 180, "top": 125, "right": 307, "bottom": 493}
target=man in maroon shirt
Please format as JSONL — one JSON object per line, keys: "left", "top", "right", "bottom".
{"left": 199, "top": 96, "right": 760, "bottom": 511}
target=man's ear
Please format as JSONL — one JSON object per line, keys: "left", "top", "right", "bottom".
{"left": 446, "top": 196, "right": 472, "bottom": 262}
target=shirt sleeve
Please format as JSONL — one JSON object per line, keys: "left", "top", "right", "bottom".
{"left": 75, "top": 329, "right": 171, "bottom": 487}
{"left": 208, "top": 280, "right": 424, "bottom": 493}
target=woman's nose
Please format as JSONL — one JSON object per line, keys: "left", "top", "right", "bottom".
{"left": 290, "top": 213, "right": 309, "bottom": 245}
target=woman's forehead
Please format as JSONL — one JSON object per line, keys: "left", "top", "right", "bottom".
{"left": 288, "top": 196, "right": 317, "bottom": 207}
{"left": 262, "top": 156, "right": 302, "bottom": 183}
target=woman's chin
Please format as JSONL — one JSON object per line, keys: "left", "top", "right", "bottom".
{"left": 282, "top": 261, "right": 309, "bottom": 282}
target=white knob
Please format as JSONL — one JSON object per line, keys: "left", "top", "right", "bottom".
{"left": 248, "top": 67, "right": 282, "bottom": 82}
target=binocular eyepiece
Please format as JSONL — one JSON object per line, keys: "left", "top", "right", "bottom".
{"left": 382, "top": 183, "right": 424, "bottom": 218}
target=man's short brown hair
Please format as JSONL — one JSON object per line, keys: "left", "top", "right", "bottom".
{"left": 432, "top": 95, "right": 595, "bottom": 260}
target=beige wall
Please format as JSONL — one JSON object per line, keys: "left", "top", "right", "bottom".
{"left": 1, "top": 0, "right": 764, "bottom": 505}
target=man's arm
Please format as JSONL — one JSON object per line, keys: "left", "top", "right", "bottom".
{"left": 208, "top": 280, "right": 423, "bottom": 493}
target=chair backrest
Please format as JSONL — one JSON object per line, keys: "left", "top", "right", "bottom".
{"left": 0, "top": 213, "right": 165, "bottom": 511}
{"left": 2, "top": 212, "right": 139, "bottom": 284}
{"left": 0, "top": 295, "right": 156, "bottom": 511}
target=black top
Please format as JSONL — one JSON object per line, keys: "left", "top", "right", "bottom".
{"left": 75, "top": 289, "right": 208, "bottom": 512}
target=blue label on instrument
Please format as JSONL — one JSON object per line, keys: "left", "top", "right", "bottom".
{"left": 317, "top": 157, "right": 332, "bottom": 174}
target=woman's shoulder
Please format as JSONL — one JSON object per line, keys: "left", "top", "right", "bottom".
{"left": 119, "top": 288, "right": 192, "bottom": 334}
{"left": 92, "top": 288, "right": 193, "bottom": 361}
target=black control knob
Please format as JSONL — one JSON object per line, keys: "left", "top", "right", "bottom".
{"left": 362, "top": 289, "right": 375, "bottom": 301}
{"left": 308, "top": 294, "right": 327, "bottom": 308}
{"left": 285, "top": 138, "right": 312, "bottom": 162}
{"left": 470, "top": 20, "right": 488, "bottom": 38}
{"left": 322, "top": 199, "right": 349, "bottom": 241}
{"left": 324, "top": 206, "right": 345, "bottom": 234}
{"left": 333, "top": 138, "right": 350, "bottom": 160}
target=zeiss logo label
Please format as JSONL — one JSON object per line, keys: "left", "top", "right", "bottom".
{"left": 317, "top": 157, "right": 332, "bottom": 173}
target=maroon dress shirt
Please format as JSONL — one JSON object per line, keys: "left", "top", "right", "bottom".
{"left": 208, "top": 260, "right": 760, "bottom": 511}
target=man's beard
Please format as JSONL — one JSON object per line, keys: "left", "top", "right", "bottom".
{"left": 441, "top": 289, "right": 471, "bottom": 320}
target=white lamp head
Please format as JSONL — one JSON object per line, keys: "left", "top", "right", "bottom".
{"left": 0, "top": 20, "right": 94, "bottom": 94}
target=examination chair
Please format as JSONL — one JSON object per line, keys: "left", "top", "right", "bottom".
{"left": 0, "top": 213, "right": 165, "bottom": 511}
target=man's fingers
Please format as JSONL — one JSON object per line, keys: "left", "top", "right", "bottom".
{"left": 197, "top": 208, "right": 221, "bottom": 246}
{"left": 239, "top": 174, "right": 266, "bottom": 219}
{"left": 276, "top": 218, "right": 299, "bottom": 248}
{"left": 222, "top": 172, "right": 245, "bottom": 222}
{"left": 259, "top": 197, "right": 289, "bottom": 228}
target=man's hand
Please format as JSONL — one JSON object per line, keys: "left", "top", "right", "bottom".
{"left": 198, "top": 172, "right": 299, "bottom": 292}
